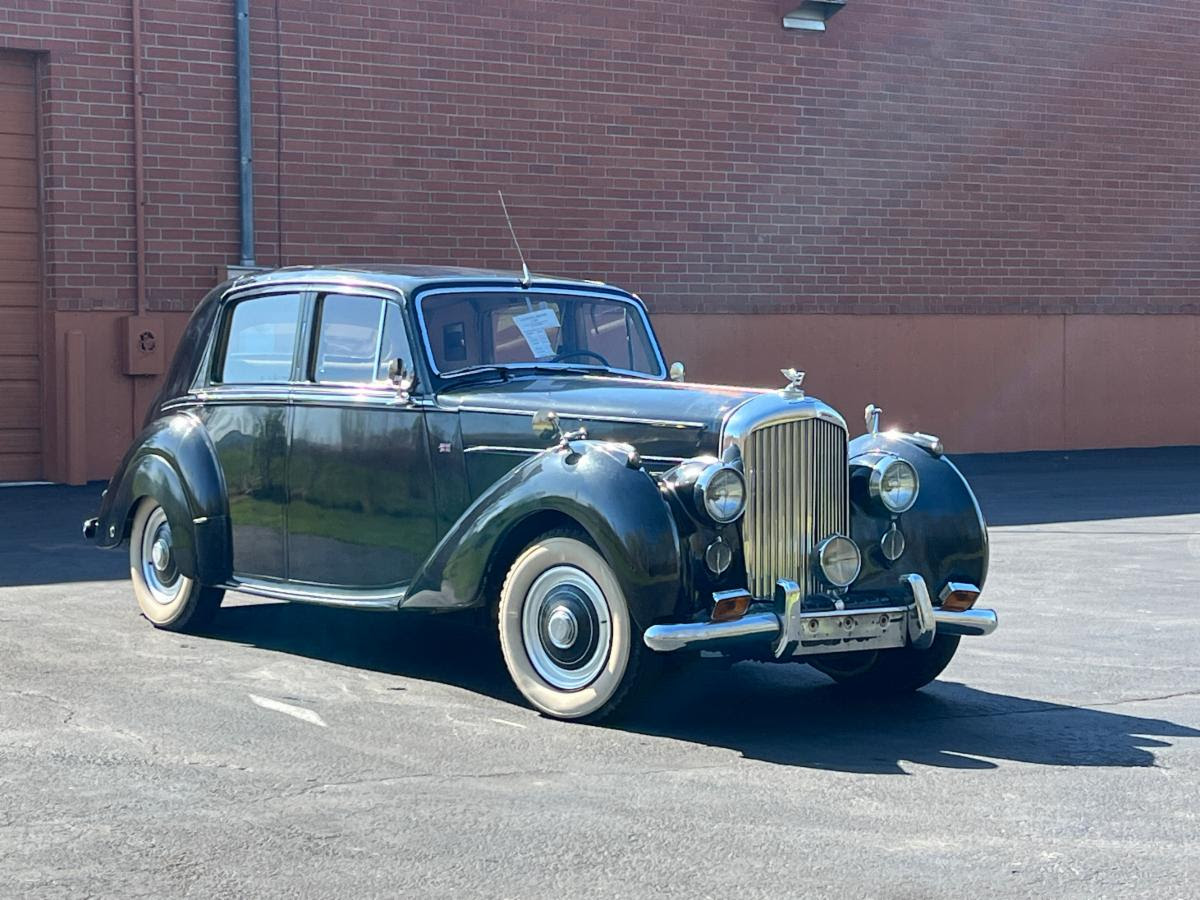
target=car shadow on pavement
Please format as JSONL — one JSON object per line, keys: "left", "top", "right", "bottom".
{"left": 202, "top": 601, "right": 1200, "bottom": 775}
{"left": 617, "top": 661, "right": 1200, "bottom": 774}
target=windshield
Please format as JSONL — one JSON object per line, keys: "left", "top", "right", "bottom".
{"left": 417, "top": 290, "right": 664, "bottom": 378}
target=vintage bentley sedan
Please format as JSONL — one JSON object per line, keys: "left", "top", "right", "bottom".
{"left": 85, "top": 265, "right": 996, "bottom": 721}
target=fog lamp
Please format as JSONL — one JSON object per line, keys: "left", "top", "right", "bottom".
{"left": 814, "top": 535, "right": 861, "bottom": 588}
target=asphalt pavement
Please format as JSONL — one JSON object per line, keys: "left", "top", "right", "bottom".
{"left": 1, "top": 447, "right": 1198, "bottom": 898}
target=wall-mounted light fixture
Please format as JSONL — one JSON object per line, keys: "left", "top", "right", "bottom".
{"left": 780, "top": 0, "right": 846, "bottom": 31}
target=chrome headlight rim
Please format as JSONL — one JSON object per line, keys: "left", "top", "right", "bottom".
{"left": 868, "top": 455, "right": 920, "bottom": 514}
{"left": 693, "top": 463, "right": 746, "bottom": 525}
{"left": 814, "top": 534, "right": 862, "bottom": 588}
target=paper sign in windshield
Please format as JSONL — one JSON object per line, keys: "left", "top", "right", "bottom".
{"left": 513, "top": 307, "right": 560, "bottom": 358}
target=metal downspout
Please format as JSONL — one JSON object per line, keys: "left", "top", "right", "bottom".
{"left": 132, "top": 0, "right": 146, "bottom": 316}
{"left": 235, "top": 0, "right": 256, "bottom": 267}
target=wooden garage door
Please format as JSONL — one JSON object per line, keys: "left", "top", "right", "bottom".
{"left": 0, "top": 51, "right": 40, "bottom": 481}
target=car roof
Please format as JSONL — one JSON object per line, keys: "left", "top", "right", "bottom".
{"left": 222, "top": 264, "right": 624, "bottom": 297}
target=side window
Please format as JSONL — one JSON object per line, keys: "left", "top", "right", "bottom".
{"left": 376, "top": 302, "right": 413, "bottom": 381}
{"left": 216, "top": 293, "right": 302, "bottom": 384}
{"left": 313, "top": 294, "right": 385, "bottom": 384}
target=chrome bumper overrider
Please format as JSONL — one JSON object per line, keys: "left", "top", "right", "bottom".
{"left": 643, "top": 574, "right": 997, "bottom": 654}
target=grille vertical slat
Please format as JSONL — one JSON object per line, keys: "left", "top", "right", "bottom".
{"left": 742, "top": 417, "right": 848, "bottom": 599}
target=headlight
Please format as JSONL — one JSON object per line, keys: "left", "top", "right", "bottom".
{"left": 695, "top": 464, "right": 746, "bottom": 524}
{"left": 869, "top": 456, "right": 919, "bottom": 513}
{"left": 815, "top": 535, "right": 861, "bottom": 588}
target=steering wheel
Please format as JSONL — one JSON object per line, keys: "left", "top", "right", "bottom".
{"left": 551, "top": 349, "right": 610, "bottom": 367}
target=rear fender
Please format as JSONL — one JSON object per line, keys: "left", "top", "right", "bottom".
{"left": 404, "top": 441, "right": 682, "bottom": 631}
{"left": 93, "top": 413, "right": 230, "bottom": 584}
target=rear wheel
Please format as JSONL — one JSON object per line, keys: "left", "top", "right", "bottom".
{"left": 812, "top": 633, "right": 961, "bottom": 694}
{"left": 129, "top": 500, "right": 224, "bottom": 632}
{"left": 497, "top": 531, "right": 651, "bottom": 722}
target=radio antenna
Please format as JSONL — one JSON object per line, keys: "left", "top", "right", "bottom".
{"left": 498, "top": 190, "right": 532, "bottom": 287}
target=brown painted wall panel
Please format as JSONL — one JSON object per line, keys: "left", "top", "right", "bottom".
{"left": 0, "top": 50, "right": 41, "bottom": 481}
{"left": 0, "top": 59, "right": 34, "bottom": 87}
{"left": 0, "top": 89, "right": 34, "bottom": 134}
{"left": 0, "top": 381, "right": 39, "bottom": 428}
{"left": 0, "top": 208, "right": 37, "bottom": 232}
{"left": 0, "top": 282, "right": 38, "bottom": 306}
{"left": 0, "top": 309, "right": 38, "bottom": 355}
{"left": 0, "top": 455, "right": 40, "bottom": 480}
{"left": 0, "top": 355, "right": 38, "bottom": 379}
{"left": 1064, "top": 316, "right": 1200, "bottom": 451}
{"left": 0, "top": 157, "right": 36, "bottom": 188}
{"left": 654, "top": 313, "right": 1200, "bottom": 454}
{"left": 0, "top": 428, "right": 39, "bottom": 454}
{"left": 0, "top": 186, "right": 34, "bottom": 209}
{"left": 0, "top": 133, "right": 34, "bottom": 160}
{"left": 0, "top": 232, "right": 38, "bottom": 260}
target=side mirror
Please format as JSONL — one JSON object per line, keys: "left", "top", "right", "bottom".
{"left": 532, "top": 409, "right": 561, "bottom": 440}
{"left": 669, "top": 361, "right": 686, "bottom": 382}
{"left": 387, "top": 358, "right": 416, "bottom": 395}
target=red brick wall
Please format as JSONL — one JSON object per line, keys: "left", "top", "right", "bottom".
{"left": 4, "top": 0, "right": 1199, "bottom": 317}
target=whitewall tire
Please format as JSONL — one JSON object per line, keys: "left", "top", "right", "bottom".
{"left": 129, "top": 499, "right": 223, "bottom": 632}
{"left": 498, "top": 532, "right": 649, "bottom": 722}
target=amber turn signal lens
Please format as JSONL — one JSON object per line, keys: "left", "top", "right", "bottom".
{"left": 711, "top": 593, "right": 751, "bottom": 622}
{"left": 940, "top": 590, "right": 980, "bottom": 612}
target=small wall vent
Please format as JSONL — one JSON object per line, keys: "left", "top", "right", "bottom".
{"left": 781, "top": 0, "right": 846, "bottom": 32}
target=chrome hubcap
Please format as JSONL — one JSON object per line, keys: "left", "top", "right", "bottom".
{"left": 139, "top": 507, "right": 182, "bottom": 605}
{"left": 522, "top": 565, "right": 611, "bottom": 692}
{"left": 546, "top": 606, "right": 579, "bottom": 649}
{"left": 151, "top": 538, "right": 170, "bottom": 571}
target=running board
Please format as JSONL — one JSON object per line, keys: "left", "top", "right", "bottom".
{"left": 226, "top": 576, "right": 407, "bottom": 611}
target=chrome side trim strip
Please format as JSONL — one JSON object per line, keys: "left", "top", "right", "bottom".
{"left": 448, "top": 403, "right": 706, "bottom": 430}
{"left": 226, "top": 576, "right": 406, "bottom": 610}
{"left": 223, "top": 277, "right": 406, "bottom": 303}
{"left": 464, "top": 445, "right": 538, "bottom": 455}
{"left": 462, "top": 446, "right": 686, "bottom": 466}
{"left": 934, "top": 607, "right": 998, "bottom": 637}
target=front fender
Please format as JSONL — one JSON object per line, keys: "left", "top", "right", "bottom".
{"left": 93, "top": 412, "right": 230, "bottom": 584}
{"left": 848, "top": 433, "right": 988, "bottom": 598}
{"left": 403, "top": 441, "right": 682, "bottom": 630}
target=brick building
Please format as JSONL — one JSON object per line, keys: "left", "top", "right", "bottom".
{"left": 1, "top": 0, "right": 1197, "bottom": 483}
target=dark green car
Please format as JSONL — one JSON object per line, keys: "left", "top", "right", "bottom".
{"left": 85, "top": 265, "right": 997, "bottom": 721}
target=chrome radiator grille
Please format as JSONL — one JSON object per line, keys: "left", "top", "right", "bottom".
{"left": 741, "top": 417, "right": 849, "bottom": 599}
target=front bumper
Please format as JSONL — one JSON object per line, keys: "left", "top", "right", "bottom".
{"left": 643, "top": 573, "right": 997, "bottom": 656}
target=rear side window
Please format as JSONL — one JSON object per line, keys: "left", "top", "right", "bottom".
{"left": 216, "top": 293, "right": 302, "bottom": 384}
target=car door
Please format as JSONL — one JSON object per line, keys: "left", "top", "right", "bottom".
{"left": 286, "top": 289, "right": 438, "bottom": 589}
{"left": 198, "top": 290, "right": 302, "bottom": 580}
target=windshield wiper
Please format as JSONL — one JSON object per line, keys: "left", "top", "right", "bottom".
{"left": 528, "top": 364, "right": 603, "bottom": 376}
{"left": 441, "top": 364, "right": 512, "bottom": 383}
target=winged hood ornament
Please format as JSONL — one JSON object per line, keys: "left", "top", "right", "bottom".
{"left": 780, "top": 367, "right": 806, "bottom": 396}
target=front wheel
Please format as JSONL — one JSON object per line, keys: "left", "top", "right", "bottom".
{"left": 129, "top": 500, "right": 224, "bottom": 632}
{"left": 811, "top": 633, "right": 961, "bottom": 694}
{"left": 497, "top": 532, "right": 651, "bottom": 722}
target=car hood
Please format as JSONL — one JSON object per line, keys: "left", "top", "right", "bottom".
{"left": 437, "top": 374, "right": 766, "bottom": 463}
